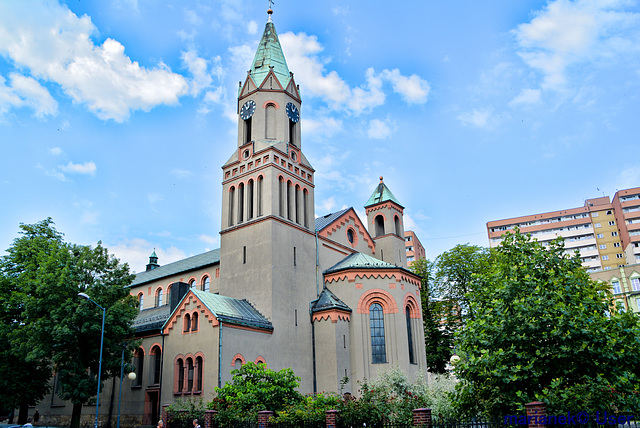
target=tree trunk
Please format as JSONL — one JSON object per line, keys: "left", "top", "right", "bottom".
{"left": 18, "top": 400, "right": 29, "bottom": 425}
{"left": 70, "top": 402, "right": 83, "bottom": 428}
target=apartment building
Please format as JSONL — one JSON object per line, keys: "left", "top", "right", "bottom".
{"left": 486, "top": 190, "right": 638, "bottom": 272}
{"left": 612, "top": 187, "right": 640, "bottom": 265}
{"left": 405, "top": 230, "right": 426, "bottom": 266}
{"left": 590, "top": 263, "right": 640, "bottom": 314}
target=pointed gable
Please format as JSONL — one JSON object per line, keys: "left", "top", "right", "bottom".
{"left": 250, "top": 18, "right": 290, "bottom": 88}
{"left": 365, "top": 176, "right": 404, "bottom": 209}
{"left": 316, "top": 207, "right": 375, "bottom": 253}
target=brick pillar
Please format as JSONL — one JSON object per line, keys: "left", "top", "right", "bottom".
{"left": 525, "top": 402, "right": 547, "bottom": 428}
{"left": 204, "top": 410, "right": 217, "bottom": 428}
{"left": 413, "top": 408, "right": 432, "bottom": 427}
{"left": 326, "top": 410, "right": 339, "bottom": 428}
{"left": 161, "top": 405, "right": 169, "bottom": 428}
{"left": 258, "top": 410, "right": 273, "bottom": 428}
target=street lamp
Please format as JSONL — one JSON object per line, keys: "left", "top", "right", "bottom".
{"left": 117, "top": 343, "right": 136, "bottom": 428}
{"left": 78, "top": 292, "right": 105, "bottom": 428}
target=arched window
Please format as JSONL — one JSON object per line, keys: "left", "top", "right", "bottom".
{"left": 192, "top": 312, "right": 199, "bottom": 331}
{"left": 395, "top": 216, "right": 402, "bottom": 236}
{"left": 195, "top": 356, "right": 203, "bottom": 391}
{"left": 266, "top": 104, "right": 276, "bottom": 139}
{"left": 228, "top": 186, "right": 235, "bottom": 227}
{"left": 203, "top": 276, "right": 210, "bottom": 293}
{"left": 287, "top": 181, "right": 293, "bottom": 220}
{"left": 189, "top": 279, "right": 196, "bottom": 289}
{"left": 133, "top": 348, "right": 144, "bottom": 387}
{"left": 138, "top": 293, "right": 144, "bottom": 311}
{"left": 166, "top": 285, "right": 172, "bottom": 307}
{"left": 257, "top": 176, "right": 263, "bottom": 216}
{"left": 244, "top": 116, "right": 252, "bottom": 144}
{"left": 247, "top": 179, "right": 254, "bottom": 220}
{"left": 234, "top": 358, "right": 243, "bottom": 368}
{"left": 238, "top": 182, "right": 245, "bottom": 223}
{"left": 187, "top": 358, "right": 194, "bottom": 391}
{"left": 303, "top": 189, "right": 309, "bottom": 228}
{"left": 347, "top": 229, "right": 354, "bottom": 244}
{"left": 370, "top": 303, "right": 386, "bottom": 364}
{"left": 151, "top": 346, "right": 162, "bottom": 385}
{"left": 155, "top": 288, "right": 163, "bottom": 307}
{"left": 279, "top": 177, "right": 285, "bottom": 217}
{"left": 184, "top": 314, "right": 191, "bottom": 333}
{"left": 176, "top": 358, "right": 184, "bottom": 392}
{"left": 375, "top": 215, "right": 385, "bottom": 237}
{"left": 295, "top": 184, "right": 301, "bottom": 224}
{"left": 406, "top": 306, "right": 415, "bottom": 364}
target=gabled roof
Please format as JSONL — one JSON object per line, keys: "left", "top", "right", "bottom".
{"left": 250, "top": 18, "right": 290, "bottom": 87}
{"left": 130, "top": 249, "right": 221, "bottom": 287}
{"left": 365, "top": 178, "right": 403, "bottom": 209}
{"left": 315, "top": 208, "right": 350, "bottom": 232}
{"left": 324, "top": 252, "right": 397, "bottom": 274}
{"left": 133, "top": 305, "right": 171, "bottom": 334}
{"left": 191, "top": 290, "right": 273, "bottom": 331}
{"left": 311, "top": 287, "right": 352, "bottom": 313}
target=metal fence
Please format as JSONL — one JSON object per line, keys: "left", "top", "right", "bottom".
{"left": 432, "top": 417, "right": 503, "bottom": 428}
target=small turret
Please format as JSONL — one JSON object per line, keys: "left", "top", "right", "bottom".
{"left": 146, "top": 249, "right": 160, "bottom": 272}
{"left": 365, "top": 177, "right": 407, "bottom": 266}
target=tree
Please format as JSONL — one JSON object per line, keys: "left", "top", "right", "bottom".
{"left": 0, "top": 218, "right": 138, "bottom": 428}
{"left": 210, "top": 362, "right": 303, "bottom": 423}
{"left": 412, "top": 245, "right": 491, "bottom": 373}
{"left": 451, "top": 230, "right": 640, "bottom": 417}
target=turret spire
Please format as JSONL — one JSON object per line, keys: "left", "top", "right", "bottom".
{"left": 249, "top": 6, "right": 290, "bottom": 86}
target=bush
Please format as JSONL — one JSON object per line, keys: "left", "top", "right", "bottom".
{"left": 166, "top": 397, "right": 206, "bottom": 428}
{"left": 272, "top": 392, "right": 341, "bottom": 425}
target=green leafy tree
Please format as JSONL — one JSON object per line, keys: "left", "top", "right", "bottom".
{"left": 412, "top": 245, "right": 491, "bottom": 373}
{"left": 0, "top": 218, "right": 138, "bottom": 428}
{"left": 210, "top": 362, "right": 303, "bottom": 423}
{"left": 451, "top": 230, "right": 640, "bottom": 417}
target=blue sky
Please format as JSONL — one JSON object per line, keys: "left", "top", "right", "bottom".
{"left": 1, "top": 0, "right": 639, "bottom": 272}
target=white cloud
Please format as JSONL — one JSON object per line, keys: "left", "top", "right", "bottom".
{"left": 367, "top": 118, "right": 393, "bottom": 140}
{"left": 514, "top": 0, "right": 640, "bottom": 90}
{"left": 457, "top": 108, "right": 493, "bottom": 128}
{"left": 50, "top": 147, "right": 63, "bottom": 156}
{"left": 302, "top": 116, "right": 343, "bottom": 138}
{"left": 59, "top": 161, "right": 97, "bottom": 176}
{"left": 184, "top": 8, "right": 203, "bottom": 26}
{"left": 0, "top": 73, "right": 57, "bottom": 118}
{"left": 317, "top": 197, "right": 336, "bottom": 214}
{"left": 382, "top": 69, "right": 430, "bottom": 104}
{"left": 199, "top": 234, "right": 219, "bottom": 247}
{"left": 171, "top": 169, "right": 194, "bottom": 179}
{"left": 0, "top": 1, "right": 189, "bottom": 122}
{"left": 509, "top": 88, "right": 542, "bottom": 107}
{"left": 147, "top": 193, "right": 163, "bottom": 205}
{"left": 247, "top": 20, "right": 258, "bottom": 35}
{"left": 74, "top": 200, "right": 99, "bottom": 225}
{"left": 279, "top": 32, "right": 430, "bottom": 114}
{"left": 181, "top": 50, "right": 224, "bottom": 97}
{"left": 108, "top": 238, "right": 187, "bottom": 273}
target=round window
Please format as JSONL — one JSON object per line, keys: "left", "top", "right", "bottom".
{"left": 290, "top": 150, "right": 297, "bottom": 161}
{"left": 243, "top": 149, "right": 250, "bottom": 159}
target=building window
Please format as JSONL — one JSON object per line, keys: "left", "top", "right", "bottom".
{"left": 244, "top": 117, "right": 252, "bottom": 144}
{"left": 407, "top": 256, "right": 415, "bottom": 262}
{"left": 184, "top": 314, "right": 191, "bottom": 332}
{"left": 176, "top": 358, "right": 184, "bottom": 392}
{"left": 279, "top": 177, "right": 285, "bottom": 217}
{"left": 266, "top": 104, "right": 276, "bottom": 139}
{"left": 612, "top": 280, "right": 621, "bottom": 294}
{"left": 347, "top": 229, "right": 354, "bottom": 244}
{"left": 597, "top": 234, "right": 604, "bottom": 239}
{"left": 303, "top": 189, "right": 309, "bottom": 228}
{"left": 187, "top": 358, "right": 194, "bottom": 391}
{"left": 592, "top": 212, "right": 599, "bottom": 217}
{"left": 243, "top": 246, "right": 247, "bottom": 264}
{"left": 370, "top": 303, "right": 387, "bottom": 364}
{"left": 602, "top": 255, "right": 609, "bottom": 261}
{"left": 189, "top": 279, "right": 196, "bottom": 289}
{"left": 614, "top": 242, "right": 621, "bottom": 248}
{"left": 192, "top": 312, "right": 199, "bottom": 331}
{"left": 631, "top": 278, "right": 640, "bottom": 291}
{"left": 257, "top": 176, "right": 263, "bottom": 216}
{"left": 203, "top": 276, "right": 210, "bottom": 292}
{"left": 234, "top": 358, "right": 243, "bottom": 368}
{"left": 295, "top": 184, "right": 301, "bottom": 224}
{"left": 375, "top": 215, "right": 385, "bottom": 237}
{"left": 152, "top": 346, "right": 162, "bottom": 385}
{"left": 228, "top": 186, "right": 235, "bottom": 227}
{"left": 155, "top": 289, "right": 163, "bottom": 307}
{"left": 293, "top": 247, "right": 296, "bottom": 266}
{"left": 616, "top": 253, "right": 624, "bottom": 259}
{"left": 196, "top": 356, "right": 203, "bottom": 391}
{"left": 287, "top": 181, "right": 293, "bottom": 221}
{"left": 238, "top": 182, "right": 245, "bottom": 223}
{"left": 612, "top": 231, "right": 618, "bottom": 237}
{"left": 607, "top": 210, "right": 613, "bottom": 215}
{"left": 594, "top": 223, "right": 601, "bottom": 228}
{"left": 406, "top": 306, "right": 415, "bottom": 364}
{"left": 609, "top": 221, "right": 616, "bottom": 226}
{"left": 395, "top": 216, "right": 402, "bottom": 236}
{"left": 133, "top": 349, "right": 144, "bottom": 387}
{"left": 599, "top": 244, "right": 606, "bottom": 249}
{"left": 247, "top": 179, "right": 254, "bottom": 220}
{"left": 138, "top": 293, "right": 144, "bottom": 311}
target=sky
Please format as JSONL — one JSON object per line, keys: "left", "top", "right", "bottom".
{"left": 1, "top": 0, "right": 640, "bottom": 273}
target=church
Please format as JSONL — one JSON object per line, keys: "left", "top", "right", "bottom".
{"left": 38, "top": 9, "right": 427, "bottom": 427}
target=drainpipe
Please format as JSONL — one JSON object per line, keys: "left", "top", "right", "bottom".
{"left": 218, "top": 323, "right": 223, "bottom": 388}
{"left": 309, "top": 299, "right": 319, "bottom": 394}
{"left": 158, "top": 331, "right": 164, "bottom": 424}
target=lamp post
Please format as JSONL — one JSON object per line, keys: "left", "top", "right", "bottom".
{"left": 78, "top": 292, "right": 105, "bottom": 428}
{"left": 117, "top": 343, "right": 136, "bottom": 428}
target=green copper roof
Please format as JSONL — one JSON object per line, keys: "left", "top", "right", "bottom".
{"left": 311, "top": 288, "right": 352, "bottom": 313}
{"left": 250, "top": 19, "right": 290, "bottom": 86}
{"left": 364, "top": 178, "right": 404, "bottom": 208}
{"left": 192, "top": 290, "right": 273, "bottom": 331}
{"left": 324, "top": 252, "right": 396, "bottom": 274}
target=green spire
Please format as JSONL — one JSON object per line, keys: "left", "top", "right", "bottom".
{"left": 249, "top": 10, "right": 290, "bottom": 86}
{"left": 364, "top": 176, "right": 404, "bottom": 208}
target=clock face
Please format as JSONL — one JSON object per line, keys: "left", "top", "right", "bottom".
{"left": 240, "top": 100, "right": 256, "bottom": 120}
{"left": 286, "top": 102, "right": 300, "bottom": 123}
